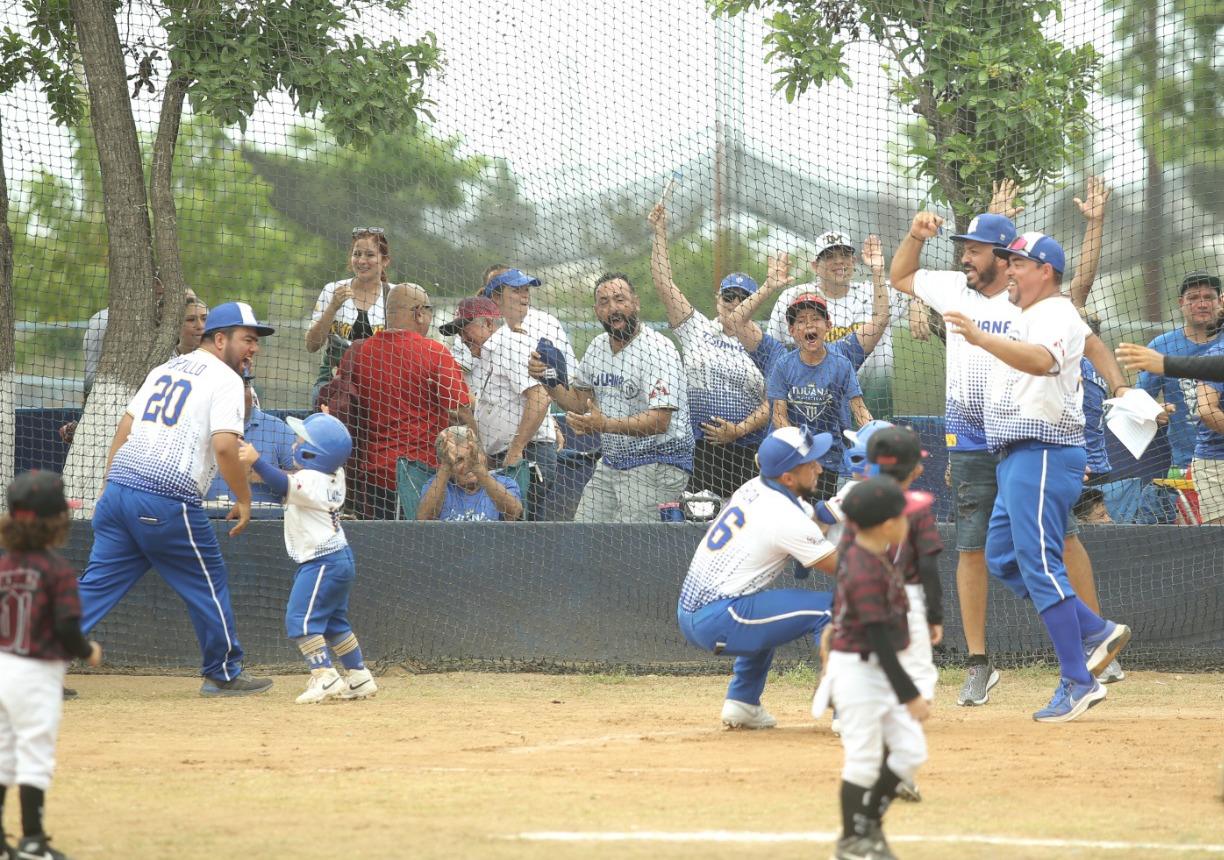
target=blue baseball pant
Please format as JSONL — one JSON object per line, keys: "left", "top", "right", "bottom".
{"left": 285, "top": 547, "right": 355, "bottom": 640}
{"left": 678, "top": 589, "right": 833, "bottom": 705}
{"left": 985, "top": 442, "right": 1087, "bottom": 613}
{"left": 79, "top": 483, "right": 243, "bottom": 681}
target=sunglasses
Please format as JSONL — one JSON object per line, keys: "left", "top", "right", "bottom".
{"left": 352, "top": 227, "right": 386, "bottom": 237}
{"left": 720, "top": 290, "right": 750, "bottom": 302}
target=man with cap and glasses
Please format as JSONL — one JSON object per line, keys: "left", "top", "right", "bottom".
{"left": 943, "top": 233, "right": 1132, "bottom": 722}
{"left": 678, "top": 426, "right": 841, "bottom": 729}
{"left": 77, "top": 301, "right": 276, "bottom": 697}
{"left": 332, "top": 283, "right": 474, "bottom": 519}
{"left": 889, "top": 195, "right": 1129, "bottom": 709}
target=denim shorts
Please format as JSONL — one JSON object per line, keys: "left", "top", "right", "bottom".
{"left": 950, "top": 448, "right": 1080, "bottom": 551}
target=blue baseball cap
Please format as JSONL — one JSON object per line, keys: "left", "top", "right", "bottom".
{"left": 757, "top": 427, "right": 833, "bottom": 478}
{"left": 482, "top": 268, "right": 541, "bottom": 298}
{"left": 951, "top": 213, "right": 1017, "bottom": 247}
{"left": 719, "top": 273, "right": 759, "bottom": 295}
{"left": 203, "top": 301, "right": 275, "bottom": 336}
{"left": 993, "top": 231, "right": 1066, "bottom": 274}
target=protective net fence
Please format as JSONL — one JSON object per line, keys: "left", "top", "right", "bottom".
{"left": 1, "top": 0, "right": 1221, "bottom": 672}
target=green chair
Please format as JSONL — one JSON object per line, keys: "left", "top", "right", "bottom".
{"left": 396, "top": 457, "right": 532, "bottom": 520}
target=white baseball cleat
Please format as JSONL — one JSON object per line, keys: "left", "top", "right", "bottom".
{"left": 721, "top": 699, "right": 777, "bottom": 730}
{"left": 339, "top": 667, "right": 379, "bottom": 700}
{"left": 296, "top": 668, "right": 347, "bottom": 704}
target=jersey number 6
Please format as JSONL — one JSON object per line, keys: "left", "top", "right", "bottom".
{"left": 705, "top": 505, "right": 746, "bottom": 551}
{"left": 142, "top": 375, "right": 193, "bottom": 426}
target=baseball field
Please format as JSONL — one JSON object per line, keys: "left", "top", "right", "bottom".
{"left": 42, "top": 667, "right": 1224, "bottom": 859}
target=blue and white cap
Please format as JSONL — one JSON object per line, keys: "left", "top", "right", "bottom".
{"left": 993, "top": 231, "right": 1066, "bottom": 274}
{"left": 756, "top": 426, "right": 833, "bottom": 478}
{"left": 719, "top": 273, "right": 759, "bottom": 295}
{"left": 203, "top": 301, "right": 275, "bottom": 336}
{"left": 482, "top": 268, "right": 541, "bottom": 298}
{"left": 951, "top": 214, "right": 1017, "bottom": 248}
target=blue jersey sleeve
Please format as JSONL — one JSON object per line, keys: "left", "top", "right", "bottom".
{"left": 766, "top": 353, "right": 791, "bottom": 402}
{"left": 750, "top": 333, "right": 788, "bottom": 381}
{"left": 250, "top": 456, "right": 290, "bottom": 498}
{"left": 827, "top": 332, "right": 866, "bottom": 371}
{"left": 844, "top": 359, "right": 864, "bottom": 400}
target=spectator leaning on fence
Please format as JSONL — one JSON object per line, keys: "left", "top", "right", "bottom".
{"left": 1136, "top": 271, "right": 1223, "bottom": 472}
{"left": 440, "top": 296, "right": 555, "bottom": 520}
{"left": 206, "top": 364, "right": 297, "bottom": 506}
{"left": 304, "top": 227, "right": 391, "bottom": 403}
{"left": 764, "top": 231, "right": 912, "bottom": 417}
{"left": 333, "top": 283, "right": 474, "bottom": 520}
{"left": 417, "top": 426, "right": 523, "bottom": 522}
{"left": 529, "top": 272, "right": 693, "bottom": 523}
{"left": 646, "top": 202, "right": 769, "bottom": 499}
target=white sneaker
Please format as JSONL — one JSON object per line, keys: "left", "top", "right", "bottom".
{"left": 296, "top": 668, "right": 346, "bottom": 704}
{"left": 339, "top": 667, "right": 378, "bottom": 700}
{"left": 720, "top": 699, "right": 777, "bottom": 729}
{"left": 1099, "top": 659, "right": 1125, "bottom": 684}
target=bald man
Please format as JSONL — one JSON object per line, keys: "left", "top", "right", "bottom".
{"left": 334, "top": 283, "right": 475, "bottom": 518}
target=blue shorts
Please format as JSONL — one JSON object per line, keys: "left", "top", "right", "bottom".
{"left": 950, "top": 448, "right": 1079, "bottom": 551}
{"left": 985, "top": 443, "right": 1087, "bottom": 613}
{"left": 284, "top": 547, "right": 355, "bottom": 640}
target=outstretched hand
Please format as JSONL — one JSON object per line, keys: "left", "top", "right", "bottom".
{"left": 861, "top": 234, "right": 885, "bottom": 271}
{"left": 1073, "top": 175, "right": 1111, "bottom": 222}
{"left": 765, "top": 252, "right": 794, "bottom": 290}
{"left": 989, "top": 178, "right": 1025, "bottom": 219}
{"left": 942, "top": 310, "right": 986, "bottom": 346}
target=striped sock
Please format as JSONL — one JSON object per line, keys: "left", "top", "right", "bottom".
{"left": 328, "top": 632, "right": 366, "bottom": 671}
{"left": 296, "top": 634, "right": 332, "bottom": 670}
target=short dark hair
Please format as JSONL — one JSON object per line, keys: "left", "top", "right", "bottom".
{"left": 594, "top": 272, "right": 635, "bottom": 294}
{"left": 482, "top": 263, "right": 511, "bottom": 285}
{"left": 0, "top": 511, "right": 71, "bottom": 551}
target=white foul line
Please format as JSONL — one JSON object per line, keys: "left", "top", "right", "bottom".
{"left": 513, "top": 831, "right": 1224, "bottom": 853}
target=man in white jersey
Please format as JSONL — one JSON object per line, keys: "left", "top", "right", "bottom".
{"left": 944, "top": 233, "right": 1131, "bottom": 722}
{"left": 529, "top": 273, "right": 693, "bottom": 522}
{"left": 77, "top": 302, "right": 275, "bottom": 697}
{"left": 677, "top": 426, "right": 839, "bottom": 729}
{"left": 889, "top": 201, "right": 1127, "bottom": 708}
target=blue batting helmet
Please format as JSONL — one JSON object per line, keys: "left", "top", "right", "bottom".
{"left": 842, "top": 420, "right": 894, "bottom": 476}
{"left": 286, "top": 413, "right": 352, "bottom": 474}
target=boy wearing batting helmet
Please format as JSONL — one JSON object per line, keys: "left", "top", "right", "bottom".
{"left": 825, "top": 477, "right": 932, "bottom": 860}
{"left": 239, "top": 413, "right": 377, "bottom": 704}
{"left": 0, "top": 472, "right": 102, "bottom": 860}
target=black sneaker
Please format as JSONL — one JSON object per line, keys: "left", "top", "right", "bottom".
{"left": 199, "top": 670, "right": 273, "bottom": 698}
{"left": 61, "top": 687, "right": 77, "bottom": 701}
{"left": 16, "top": 834, "right": 70, "bottom": 860}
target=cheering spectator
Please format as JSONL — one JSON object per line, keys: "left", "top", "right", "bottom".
{"left": 439, "top": 297, "right": 555, "bottom": 519}
{"left": 417, "top": 426, "right": 524, "bottom": 522}
{"left": 1137, "top": 271, "right": 1223, "bottom": 471}
{"left": 529, "top": 273, "right": 692, "bottom": 522}
{"left": 765, "top": 292, "right": 872, "bottom": 499}
{"left": 764, "top": 231, "right": 912, "bottom": 415}
{"left": 646, "top": 202, "right": 768, "bottom": 497}
{"left": 305, "top": 228, "right": 392, "bottom": 403}
{"left": 206, "top": 365, "right": 296, "bottom": 506}
{"left": 334, "top": 283, "right": 473, "bottom": 519}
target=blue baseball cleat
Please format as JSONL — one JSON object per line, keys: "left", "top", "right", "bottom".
{"left": 1033, "top": 677, "right": 1107, "bottom": 723}
{"left": 1083, "top": 621, "right": 1132, "bottom": 677}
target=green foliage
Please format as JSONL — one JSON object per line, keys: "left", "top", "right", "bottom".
{"left": 0, "top": 1, "right": 83, "bottom": 122}
{"left": 10, "top": 120, "right": 333, "bottom": 326}
{"left": 709, "top": 0, "right": 1100, "bottom": 223}
{"left": 243, "top": 124, "right": 536, "bottom": 298}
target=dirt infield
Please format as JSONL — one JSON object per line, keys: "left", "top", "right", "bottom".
{"left": 28, "top": 668, "right": 1224, "bottom": 859}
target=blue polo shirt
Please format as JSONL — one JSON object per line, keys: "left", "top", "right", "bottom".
{"left": 206, "top": 406, "right": 298, "bottom": 504}
{"left": 1138, "top": 327, "right": 1223, "bottom": 467}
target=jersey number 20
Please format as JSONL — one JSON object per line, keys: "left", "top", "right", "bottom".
{"left": 705, "top": 506, "right": 745, "bottom": 550}
{"left": 142, "top": 375, "right": 193, "bottom": 426}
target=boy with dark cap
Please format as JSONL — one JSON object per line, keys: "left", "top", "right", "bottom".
{"left": 0, "top": 471, "right": 102, "bottom": 860}
{"left": 822, "top": 477, "right": 932, "bottom": 860}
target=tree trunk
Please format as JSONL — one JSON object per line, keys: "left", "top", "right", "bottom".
{"left": 149, "top": 63, "right": 190, "bottom": 362}
{"left": 0, "top": 110, "right": 16, "bottom": 505}
{"left": 63, "top": 0, "right": 158, "bottom": 514}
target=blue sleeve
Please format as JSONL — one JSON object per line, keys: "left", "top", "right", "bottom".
{"left": 250, "top": 456, "right": 289, "bottom": 498}
{"left": 750, "top": 333, "right": 787, "bottom": 379}
{"left": 1137, "top": 370, "right": 1161, "bottom": 396}
{"left": 277, "top": 426, "right": 298, "bottom": 471}
{"left": 766, "top": 355, "right": 789, "bottom": 401}
{"left": 498, "top": 474, "right": 523, "bottom": 499}
{"left": 844, "top": 360, "right": 863, "bottom": 400}
{"left": 827, "top": 333, "right": 866, "bottom": 371}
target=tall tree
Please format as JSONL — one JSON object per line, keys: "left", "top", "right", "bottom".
{"left": 709, "top": 0, "right": 1100, "bottom": 231}
{"left": 6, "top": 0, "right": 443, "bottom": 509}
{"left": 1102, "top": 0, "right": 1221, "bottom": 320}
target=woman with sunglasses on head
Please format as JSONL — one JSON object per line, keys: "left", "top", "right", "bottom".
{"left": 306, "top": 228, "right": 392, "bottom": 404}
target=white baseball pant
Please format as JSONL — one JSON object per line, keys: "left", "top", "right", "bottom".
{"left": 828, "top": 650, "right": 927, "bottom": 787}
{"left": 0, "top": 652, "right": 67, "bottom": 790}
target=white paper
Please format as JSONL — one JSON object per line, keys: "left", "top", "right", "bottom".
{"left": 1103, "top": 388, "right": 1165, "bottom": 459}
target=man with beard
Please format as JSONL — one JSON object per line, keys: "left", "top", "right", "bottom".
{"left": 529, "top": 273, "right": 692, "bottom": 522}
{"left": 77, "top": 302, "right": 275, "bottom": 697}
{"left": 943, "top": 233, "right": 1131, "bottom": 721}
{"left": 889, "top": 196, "right": 1128, "bottom": 708}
